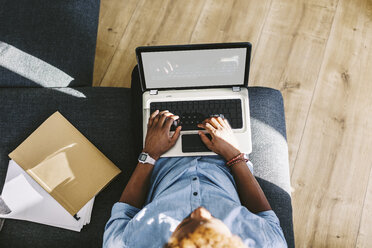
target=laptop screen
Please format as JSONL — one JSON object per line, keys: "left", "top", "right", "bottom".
{"left": 138, "top": 47, "right": 248, "bottom": 90}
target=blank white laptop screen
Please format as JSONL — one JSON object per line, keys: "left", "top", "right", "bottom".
{"left": 141, "top": 48, "right": 247, "bottom": 89}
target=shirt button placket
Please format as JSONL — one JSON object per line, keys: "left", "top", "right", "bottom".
{"left": 190, "top": 176, "right": 200, "bottom": 209}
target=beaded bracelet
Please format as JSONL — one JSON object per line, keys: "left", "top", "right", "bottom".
{"left": 227, "top": 153, "right": 244, "bottom": 163}
{"left": 227, "top": 158, "right": 249, "bottom": 167}
{"left": 226, "top": 153, "right": 248, "bottom": 167}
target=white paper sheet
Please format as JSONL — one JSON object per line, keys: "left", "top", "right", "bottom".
{"left": 0, "top": 160, "right": 94, "bottom": 232}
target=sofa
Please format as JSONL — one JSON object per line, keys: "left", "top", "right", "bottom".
{"left": 0, "top": 0, "right": 294, "bottom": 247}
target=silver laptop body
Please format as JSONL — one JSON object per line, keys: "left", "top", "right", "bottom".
{"left": 136, "top": 43, "right": 252, "bottom": 157}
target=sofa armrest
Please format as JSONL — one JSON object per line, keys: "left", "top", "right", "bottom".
{"left": 248, "top": 87, "right": 294, "bottom": 247}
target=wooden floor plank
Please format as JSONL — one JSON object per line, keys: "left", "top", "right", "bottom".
{"left": 93, "top": 0, "right": 139, "bottom": 86}
{"left": 249, "top": 0, "right": 338, "bottom": 172}
{"left": 99, "top": 0, "right": 207, "bottom": 87}
{"left": 190, "top": 0, "right": 272, "bottom": 52}
{"left": 291, "top": 0, "right": 372, "bottom": 246}
{"left": 354, "top": 3, "right": 372, "bottom": 246}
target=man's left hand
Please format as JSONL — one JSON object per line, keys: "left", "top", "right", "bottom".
{"left": 143, "top": 110, "right": 182, "bottom": 160}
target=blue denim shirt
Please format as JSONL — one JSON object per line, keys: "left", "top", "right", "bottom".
{"left": 103, "top": 156, "right": 287, "bottom": 248}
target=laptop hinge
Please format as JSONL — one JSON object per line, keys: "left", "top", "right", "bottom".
{"left": 150, "top": 90, "right": 158, "bottom": 95}
{"left": 232, "top": 86, "right": 241, "bottom": 92}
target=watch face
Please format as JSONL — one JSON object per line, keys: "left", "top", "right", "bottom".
{"left": 139, "top": 153, "right": 148, "bottom": 161}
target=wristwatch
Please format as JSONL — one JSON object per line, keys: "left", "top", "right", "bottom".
{"left": 138, "top": 152, "right": 157, "bottom": 165}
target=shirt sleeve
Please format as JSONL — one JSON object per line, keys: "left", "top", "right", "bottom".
{"left": 256, "top": 210, "right": 280, "bottom": 226}
{"left": 103, "top": 202, "right": 141, "bottom": 248}
{"left": 256, "top": 210, "right": 287, "bottom": 247}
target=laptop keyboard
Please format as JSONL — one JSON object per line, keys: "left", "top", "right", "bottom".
{"left": 150, "top": 99, "right": 243, "bottom": 131}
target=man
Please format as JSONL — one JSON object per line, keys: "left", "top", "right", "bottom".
{"left": 103, "top": 110, "right": 287, "bottom": 247}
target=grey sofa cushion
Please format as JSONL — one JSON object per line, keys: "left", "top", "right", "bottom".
{"left": 0, "top": 0, "right": 100, "bottom": 87}
{"left": 0, "top": 87, "right": 134, "bottom": 247}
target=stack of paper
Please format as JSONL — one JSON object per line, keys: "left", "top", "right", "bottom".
{"left": 0, "top": 111, "right": 121, "bottom": 232}
{"left": 0, "top": 160, "right": 93, "bottom": 232}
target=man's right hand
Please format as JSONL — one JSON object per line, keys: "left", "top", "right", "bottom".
{"left": 144, "top": 110, "right": 181, "bottom": 160}
{"left": 197, "top": 117, "right": 241, "bottom": 161}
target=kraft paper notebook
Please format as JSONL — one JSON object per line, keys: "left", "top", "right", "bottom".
{"left": 8, "top": 111, "right": 121, "bottom": 216}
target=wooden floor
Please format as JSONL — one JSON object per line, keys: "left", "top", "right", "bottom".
{"left": 93, "top": 0, "right": 372, "bottom": 247}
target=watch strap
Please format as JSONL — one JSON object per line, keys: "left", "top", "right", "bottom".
{"left": 138, "top": 152, "right": 157, "bottom": 165}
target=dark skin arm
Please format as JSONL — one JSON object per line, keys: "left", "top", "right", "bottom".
{"left": 119, "top": 110, "right": 181, "bottom": 208}
{"left": 119, "top": 162, "right": 154, "bottom": 208}
{"left": 198, "top": 117, "right": 271, "bottom": 213}
{"left": 229, "top": 160, "right": 272, "bottom": 213}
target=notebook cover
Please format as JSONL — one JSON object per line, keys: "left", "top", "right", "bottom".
{"left": 9, "top": 111, "right": 121, "bottom": 216}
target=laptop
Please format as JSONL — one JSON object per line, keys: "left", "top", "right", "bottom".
{"left": 136, "top": 42, "right": 252, "bottom": 157}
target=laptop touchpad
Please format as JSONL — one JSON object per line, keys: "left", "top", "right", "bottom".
{"left": 182, "top": 134, "right": 211, "bottom": 153}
